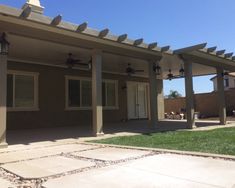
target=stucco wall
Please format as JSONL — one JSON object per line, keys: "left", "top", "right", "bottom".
{"left": 212, "top": 76, "right": 235, "bottom": 91}
{"left": 7, "top": 61, "right": 149, "bottom": 129}
{"left": 164, "top": 89, "right": 235, "bottom": 117}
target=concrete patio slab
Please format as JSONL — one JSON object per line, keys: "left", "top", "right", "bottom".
{"left": 126, "top": 154, "right": 235, "bottom": 188}
{"left": 43, "top": 153, "right": 235, "bottom": 188}
{"left": 1, "top": 156, "right": 96, "bottom": 179}
{"left": 0, "top": 143, "right": 99, "bottom": 164}
{"left": 73, "top": 147, "right": 150, "bottom": 161}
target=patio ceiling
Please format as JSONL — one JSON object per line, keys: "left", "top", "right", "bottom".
{"left": 7, "top": 33, "right": 217, "bottom": 79}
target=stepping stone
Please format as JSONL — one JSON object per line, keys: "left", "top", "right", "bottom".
{"left": 73, "top": 147, "right": 150, "bottom": 161}
{"left": 0, "top": 144, "right": 99, "bottom": 164}
{"left": 43, "top": 154, "right": 235, "bottom": 188}
{"left": 1, "top": 156, "right": 95, "bottom": 179}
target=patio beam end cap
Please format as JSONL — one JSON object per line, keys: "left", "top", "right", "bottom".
{"left": 99, "top": 28, "right": 109, "bottom": 38}
{"left": 173, "top": 43, "right": 207, "bottom": 55}
{"left": 117, "top": 34, "right": 128, "bottom": 43}
{"left": 76, "top": 22, "right": 88, "bottom": 32}
{"left": 148, "top": 42, "right": 158, "bottom": 50}
{"left": 51, "top": 14, "right": 62, "bottom": 26}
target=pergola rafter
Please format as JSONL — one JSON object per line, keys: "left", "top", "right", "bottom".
{"left": 148, "top": 42, "right": 158, "bottom": 50}
{"left": 99, "top": 28, "right": 109, "bottom": 38}
{"left": 51, "top": 15, "right": 62, "bottom": 26}
{"left": 20, "top": 6, "right": 31, "bottom": 18}
{"left": 117, "top": 34, "right": 128, "bottom": 43}
{"left": 216, "top": 50, "right": 226, "bottom": 56}
{"left": 161, "top": 46, "right": 170, "bottom": 52}
{"left": 133, "top": 38, "right": 144, "bottom": 46}
{"left": 77, "top": 22, "right": 88, "bottom": 32}
{"left": 207, "top": 46, "right": 217, "bottom": 53}
{"left": 224, "top": 53, "right": 233, "bottom": 58}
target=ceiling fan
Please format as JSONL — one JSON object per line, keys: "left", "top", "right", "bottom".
{"left": 167, "top": 66, "right": 185, "bottom": 81}
{"left": 62, "top": 53, "right": 91, "bottom": 69}
{"left": 126, "top": 63, "right": 144, "bottom": 76}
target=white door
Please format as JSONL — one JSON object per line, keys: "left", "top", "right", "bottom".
{"left": 127, "top": 82, "right": 148, "bottom": 119}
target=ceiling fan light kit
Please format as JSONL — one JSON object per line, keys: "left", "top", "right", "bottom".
{"left": 179, "top": 64, "right": 185, "bottom": 77}
{"left": 64, "top": 53, "right": 91, "bottom": 70}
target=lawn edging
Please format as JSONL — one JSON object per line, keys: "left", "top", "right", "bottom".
{"left": 82, "top": 142, "right": 235, "bottom": 161}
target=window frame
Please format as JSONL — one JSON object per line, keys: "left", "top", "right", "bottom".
{"left": 102, "top": 79, "right": 119, "bottom": 110}
{"left": 224, "top": 78, "right": 229, "bottom": 88}
{"left": 7, "top": 70, "right": 39, "bottom": 112}
{"left": 65, "top": 76, "right": 119, "bottom": 110}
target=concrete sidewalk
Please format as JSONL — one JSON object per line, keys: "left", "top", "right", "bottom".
{"left": 0, "top": 141, "right": 234, "bottom": 188}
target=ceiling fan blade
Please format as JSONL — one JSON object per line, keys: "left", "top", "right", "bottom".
{"left": 73, "top": 59, "right": 81, "bottom": 63}
{"left": 73, "top": 62, "right": 90, "bottom": 66}
{"left": 53, "top": 62, "right": 65, "bottom": 65}
{"left": 135, "top": 70, "right": 144, "bottom": 72}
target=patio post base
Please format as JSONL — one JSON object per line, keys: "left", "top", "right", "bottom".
{"left": 186, "top": 125, "right": 197, "bottom": 129}
{"left": 0, "top": 142, "right": 8, "bottom": 149}
{"left": 93, "top": 132, "right": 105, "bottom": 137}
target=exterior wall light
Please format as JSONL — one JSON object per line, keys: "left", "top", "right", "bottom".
{"left": 179, "top": 65, "right": 185, "bottom": 77}
{"left": 222, "top": 71, "right": 229, "bottom": 79}
{"left": 153, "top": 63, "right": 161, "bottom": 75}
{"left": 0, "top": 33, "right": 10, "bottom": 55}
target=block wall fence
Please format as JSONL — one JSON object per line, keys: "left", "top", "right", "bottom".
{"left": 164, "top": 89, "right": 235, "bottom": 117}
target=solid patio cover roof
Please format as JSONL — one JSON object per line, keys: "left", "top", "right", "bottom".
{"left": 0, "top": 4, "right": 235, "bottom": 71}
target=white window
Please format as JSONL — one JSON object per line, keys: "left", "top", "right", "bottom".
{"left": 65, "top": 76, "right": 118, "bottom": 110}
{"left": 7, "top": 71, "right": 39, "bottom": 111}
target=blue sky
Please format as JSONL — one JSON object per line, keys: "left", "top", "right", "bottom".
{"left": 1, "top": 0, "right": 235, "bottom": 96}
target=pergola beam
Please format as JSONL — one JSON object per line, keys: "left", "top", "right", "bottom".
{"left": 207, "top": 46, "right": 217, "bottom": 53}
{"left": 51, "top": 15, "right": 62, "bottom": 26}
{"left": 77, "top": 22, "right": 88, "bottom": 32}
{"left": 20, "top": 6, "right": 32, "bottom": 18}
{"left": 161, "top": 46, "right": 170, "bottom": 52}
{"left": 173, "top": 43, "right": 207, "bottom": 55}
{"left": 133, "top": 38, "right": 143, "bottom": 46}
{"left": 224, "top": 52, "right": 233, "bottom": 58}
{"left": 99, "top": 28, "right": 109, "bottom": 38}
{"left": 148, "top": 42, "right": 158, "bottom": 50}
{"left": 216, "top": 50, "right": 226, "bottom": 56}
{"left": 117, "top": 34, "right": 128, "bottom": 43}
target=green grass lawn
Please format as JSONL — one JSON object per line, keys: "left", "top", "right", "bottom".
{"left": 91, "top": 127, "right": 235, "bottom": 156}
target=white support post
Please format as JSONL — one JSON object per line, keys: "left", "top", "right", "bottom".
{"left": 216, "top": 68, "right": 226, "bottom": 125}
{"left": 92, "top": 49, "right": 104, "bottom": 136}
{"left": 0, "top": 54, "right": 8, "bottom": 148}
{"left": 148, "top": 61, "right": 158, "bottom": 129}
{"left": 184, "top": 61, "right": 195, "bottom": 129}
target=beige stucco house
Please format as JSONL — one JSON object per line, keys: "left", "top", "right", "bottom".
{"left": 1, "top": 0, "right": 235, "bottom": 148}
{"left": 211, "top": 72, "right": 235, "bottom": 91}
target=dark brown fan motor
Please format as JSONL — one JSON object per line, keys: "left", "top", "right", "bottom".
{"left": 126, "top": 63, "right": 144, "bottom": 76}
{"left": 167, "top": 66, "right": 185, "bottom": 81}
{"left": 65, "top": 53, "right": 91, "bottom": 69}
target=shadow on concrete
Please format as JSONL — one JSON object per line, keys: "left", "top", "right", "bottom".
{"left": 6, "top": 119, "right": 232, "bottom": 145}
{"left": 7, "top": 126, "right": 93, "bottom": 145}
